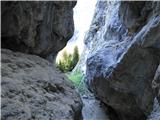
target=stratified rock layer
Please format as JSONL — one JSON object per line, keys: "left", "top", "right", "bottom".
{"left": 1, "top": 49, "right": 82, "bottom": 120}
{"left": 83, "top": 1, "right": 160, "bottom": 120}
{"left": 1, "top": 1, "right": 76, "bottom": 59}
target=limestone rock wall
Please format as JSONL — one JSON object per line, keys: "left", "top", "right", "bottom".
{"left": 80, "top": 1, "right": 160, "bottom": 120}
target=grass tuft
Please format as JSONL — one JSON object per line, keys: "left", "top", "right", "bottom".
{"left": 66, "top": 70, "right": 86, "bottom": 95}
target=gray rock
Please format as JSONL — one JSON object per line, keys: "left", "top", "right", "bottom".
{"left": 1, "top": 49, "right": 82, "bottom": 120}
{"left": 73, "top": 0, "right": 108, "bottom": 74}
{"left": 1, "top": 1, "right": 76, "bottom": 60}
{"left": 81, "top": 1, "right": 160, "bottom": 120}
{"left": 119, "top": 2, "right": 150, "bottom": 33}
{"left": 152, "top": 65, "right": 160, "bottom": 103}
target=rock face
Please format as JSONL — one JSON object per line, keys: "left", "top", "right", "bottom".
{"left": 1, "top": 1, "right": 83, "bottom": 120}
{"left": 152, "top": 65, "right": 160, "bottom": 103}
{"left": 1, "top": 1, "right": 76, "bottom": 60}
{"left": 80, "top": 1, "right": 160, "bottom": 120}
{"left": 1, "top": 49, "right": 82, "bottom": 120}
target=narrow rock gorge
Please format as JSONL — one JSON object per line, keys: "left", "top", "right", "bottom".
{"left": 1, "top": 1, "right": 160, "bottom": 120}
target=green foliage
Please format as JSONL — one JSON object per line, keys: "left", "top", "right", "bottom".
{"left": 72, "top": 46, "right": 79, "bottom": 67}
{"left": 58, "top": 60, "right": 63, "bottom": 71}
{"left": 66, "top": 70, "right": 86, "bottom": 95}
{"left": 67, "top": 70, "right": 83, "bottom": 86}
{"left": 57, "top": 46, "right": 79, "bottom": 72}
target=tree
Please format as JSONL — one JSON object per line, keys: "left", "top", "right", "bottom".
{"left": 62, "top": 50, "right": 69, "bottom": 72}
{"left": 67, "top": 54, "right": 73, "bottom": 71}
{"left": 72, "top": 46, "right": 79, "bottom": 67}
{"left": 57, "top": 46, "right": 79, "bottom": 72}
{"left": 58, "top": 60, "right": 65, "bottom": 72}
{"left": 62, "top": 50, "right": 68, "bottom": 63}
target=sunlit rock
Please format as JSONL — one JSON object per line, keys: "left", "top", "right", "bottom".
{"left": 81, "top": 1, "right": 160, "bottom": 120}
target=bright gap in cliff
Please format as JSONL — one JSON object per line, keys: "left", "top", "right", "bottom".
{"left": 56, "top": 0, "right": 96, "bottom": 63}
{"left": 55, "top": 0, "right": 96, "bottom": 94}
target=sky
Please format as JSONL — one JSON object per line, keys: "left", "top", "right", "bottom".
{"left": 56, "top": 0, "right": 97, "bottom": 62}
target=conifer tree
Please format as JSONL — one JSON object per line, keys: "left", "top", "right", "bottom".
{"left": 72, "top": 46, "right": 79, "bottom": 67}
{"left": 57, "top": 46, "right": 79, "bottom": 72}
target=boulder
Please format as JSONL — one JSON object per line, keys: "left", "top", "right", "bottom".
{"left": 84, "top": 1, "right": 160, "bottom": 120}
{"left": 1, "top": 1, "right": 76, "bottom": 60}
{"left": 1, "top": 49, "right": 83, "bottom": 120}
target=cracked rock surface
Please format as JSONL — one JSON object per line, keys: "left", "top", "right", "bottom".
{"left": 1, "top": 49, "right": 82, "bottom": 120}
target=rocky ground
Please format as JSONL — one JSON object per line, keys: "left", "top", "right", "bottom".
{"left": 82, "top": 93, "right": 110, "bottom": 120}
{"left": 1, "top": 49, "right": 82, "bottom": 120}
{"left": 81, "top": 89, "right": 160, "bottom": 120}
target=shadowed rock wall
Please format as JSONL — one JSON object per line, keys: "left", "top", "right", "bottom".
{"left": 1, "top": 1, "right": 76, "bottom": 60}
